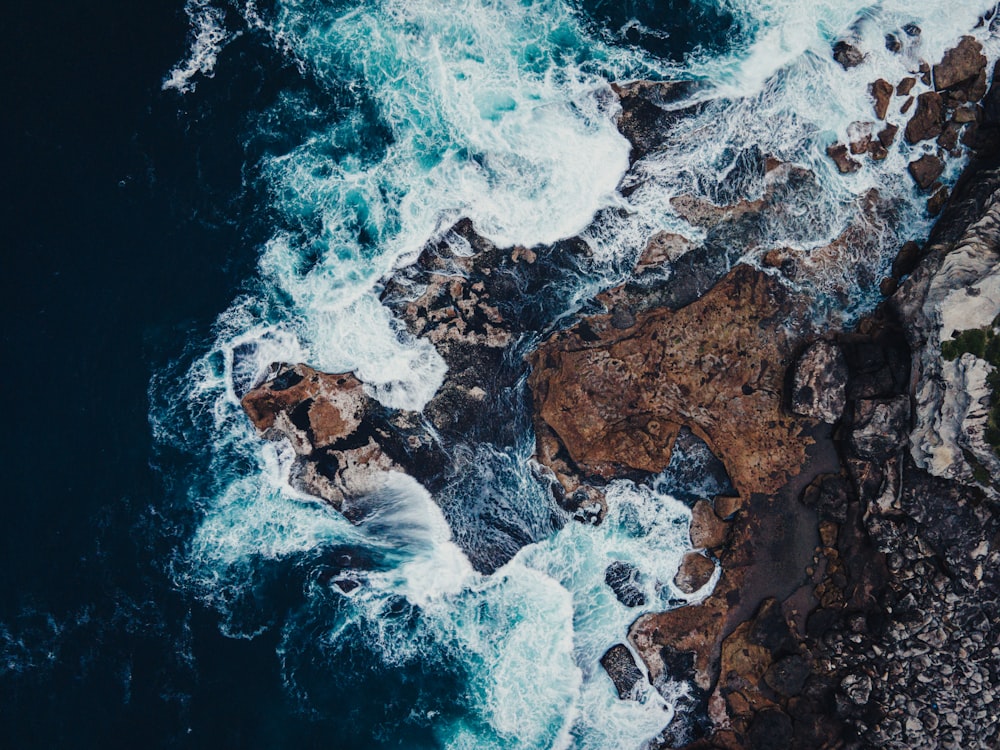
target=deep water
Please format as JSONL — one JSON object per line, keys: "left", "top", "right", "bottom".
{"left": 3, "top": 1, "right": 1000, "bottom": 748}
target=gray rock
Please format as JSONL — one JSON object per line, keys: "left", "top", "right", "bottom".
{"left": 600, "top": 644, "right": 646, "bottom": 700}
{"left": 849, "top": 396, "right": 910, "bottom": 460}
{"left": 604, "top": 561, "right": 646, "bottom": 607}
{"left": 791, "top": 340, "right": 849, "bottom": 423}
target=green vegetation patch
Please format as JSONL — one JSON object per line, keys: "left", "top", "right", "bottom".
{"left": 941, "top": 313, "right": 1000, "bottom": 460}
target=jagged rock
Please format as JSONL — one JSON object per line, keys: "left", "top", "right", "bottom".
{"left": 242, "top": 364, "right": 370, "bottom": 455}
{"left": 897, "top": 77, "right": 916, "bottom": 96}
{"left": 928, "top": 186, "right": 950, "bottom": 215}
{"left": 827, "top": 142, "right": 861, "bottom": 173}
{"left": 636, "top": 231, "right": 691, "bottom": 272}
{"left": 877, "top": 123, "right": 899, "bottom": 148}
{"left": 530, "top": 264, "right": 814, "bottom": 500}
{"left": 848, "top": 396, "right": 910, "bottom": 460}
{"left": 938, "top": 121, "right": 963, "bottom": 151}
{"left": 791, "top": 340, "right": 849, "bottom": 423}
{"left": 934, "top": 36, "right": 987, "bottom": 93}
{"left": 240, "top": 363, "right": 416, "bottom": 507}
{"left": 600, "top": 644, "right": 646, "bottom": 700}
{"left": 714, "top": 495, "right": 744, "bottom": 520}
{"left": 871, "top": 79, "right": 893, "bottom": 120}
{"left": 611, "top": 80, "right": 703, "bottom": 163}
{"left": 905, "top": 92, "right": 945, "bottom": 143}
{"left": 908, "top": 153, "right": 945, "bottom": 189}
{"left": 675, "top": 551, "right": 716, "bottom": 594}
{"left": 690, "top": 500, "right": 731, "bottom": 550}
{"left": 833, "top": 41, "right": 864, "bottom": 69}
{"left": 605, "top": 561, "right": 646, "bottom": 607}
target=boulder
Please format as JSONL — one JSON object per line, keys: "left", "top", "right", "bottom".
{"left": 847, "top": 121, "right": 873, "bottom": 154}
{"left": 833, "top": 41, "right": 864, "bottom": 69}
{"left": 764, "top": 655, "right": 812, "bottom": 697}
{"left": 675, "top": 551, "right": 716, "bottom": 594}
{"left": 848, "top": 396, "right": 911, "bottom": 460}
{"left": 600, "top": 644, "right": 646, "bottom": 700}
{"left": 690, "top": 499, "right": 731, "bottom": 550}
{"left": 896, "top": 77, "right": 916, "bottom": 96}
{"left": 827, "top": 143, "right": 860, "bottom": 173}
{"left": 904, "top": 92, "right": 945, "bottom": 143}
{"left": 871, "top": 79, "right": 893, "bottom": 119}
{"left": 908, "top": 153, "right": 945, "bottom": 189}
{"left": 790, "top": 340, "right": 849, "bottom": 423}
{"left": 934, "top": 36, "right": 987, "bottom": 92}
{"left": 605, "top": 561, "right": 646, "bottom": 607}
{"left": 241, "top": 364, "right": 370, "bottom": 454}
{"left": 877, "top": 123, "right": 898, "bottom": 147}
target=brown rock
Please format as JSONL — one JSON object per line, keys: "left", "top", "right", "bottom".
{"left": 937, "top": 121, "right": 962, "bottom": 151}
{"left": 879, "top": 276, "right": 898, "bottom": 296}
{"left": 896, "top": 77, "right": 916, "bottom": 96}
{"left": 826, "top": 143, "right": 860, "bottom": 174}
{"left": 691, "top": 499, "right": 731, "bottom": 550}
{"left": 953, "top": 105, "right": 979, "bottom": 123}
{"left": 905, "top": 91, "right": 945, "bottom": 143}
{"left": 529, "top": 265, "right": 814, "bottom": 500}
{"left": 877, "top": 123, "right": 899, "bottom": 147}
{"left": 927, "top": 186, "right": 949, "bottom": 216}
{"left": 847, "top": 121, "right": 873, "bottom": 154}
{"left": 907, "top": 153, "right": 945, "bottom": 190}
{"left": 242, "top": 364, "right": 370, "bottom": 454}
{"left": 675, "top": 551, "right": 716, "bottom": 594}
{"left": 919, "top": 60, "right": 931, "bottom": 86}
{"left": 933, "top": 36, "right": 986, "bottom": 92}
{"left": 714, "top": 495, "right": 745, "bottom": 520}
{"left": 871, "top": 79, "right": 893, "bottom": 120}
{"left": 868, "top": 142, "right": 888, "bottom": 161}
{"left": 900, "top": 95, "right": 915, "bottom": 114}
{"left": 636, "top": 231, "right": 691, "bottom": 272}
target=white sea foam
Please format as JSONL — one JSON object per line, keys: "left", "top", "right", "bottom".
{"left": 163, "top": 0, "right": 231, "bottom": 94}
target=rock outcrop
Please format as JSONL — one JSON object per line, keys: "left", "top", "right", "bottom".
{"left": 892, "top": 157, "right": 1000, "bottom": 496}
{"left": 529, "top": 264, "right": 816, "bottom": 502}
{"left": 241, "top": 363, "right": 442, "bottom": 508}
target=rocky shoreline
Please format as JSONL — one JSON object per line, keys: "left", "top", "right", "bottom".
{"left": 238, "top": 30, "right": 1000, "bottom": 750}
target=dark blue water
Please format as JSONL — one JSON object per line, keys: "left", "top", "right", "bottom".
{"left": 0, "top": 2, "right": 300, "bottom": 746}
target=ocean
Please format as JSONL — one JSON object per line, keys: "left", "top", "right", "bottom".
{"left": 2, "top": 0, "right": 997, "bottom": 747}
